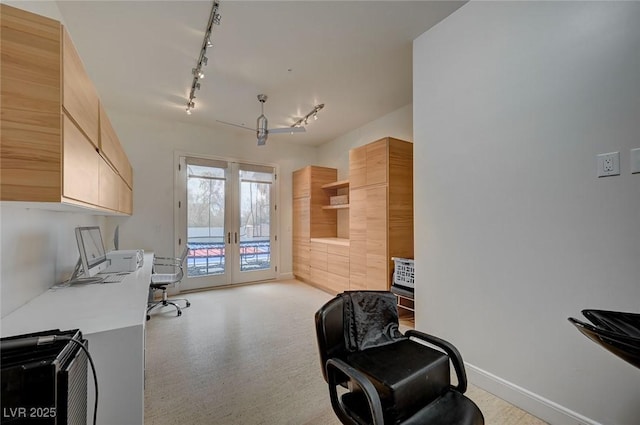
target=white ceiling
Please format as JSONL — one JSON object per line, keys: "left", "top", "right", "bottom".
{"left": 56, "top": 1, "right": 465, "bottom": 146}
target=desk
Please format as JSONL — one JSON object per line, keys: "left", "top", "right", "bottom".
{"left": 1, "top": 252, "right": 153, "bottom": 425}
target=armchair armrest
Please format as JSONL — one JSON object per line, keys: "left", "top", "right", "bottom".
{"left": 405, "top": 329, "right": 468, "bottom": 393}
{"left": 326, "top": 358, "right": 384, "bottom": 425}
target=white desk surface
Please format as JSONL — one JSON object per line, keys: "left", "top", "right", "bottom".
{"left": 1, "top": 252, "right": 154, "bottom": 338}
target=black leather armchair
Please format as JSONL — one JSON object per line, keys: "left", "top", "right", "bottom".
{"left": 315, "top": 291, "right": 484, "bottom": 425}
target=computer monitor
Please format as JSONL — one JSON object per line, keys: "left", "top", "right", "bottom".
{"left": 75, "top": 226, "right": 109, "bottom": 277}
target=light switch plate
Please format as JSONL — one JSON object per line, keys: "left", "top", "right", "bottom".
{"left": 597, "top": 152, "right": 620, "bottom": 177}
{"left": 631, "top": 148, "right": 640, "bottom": 174}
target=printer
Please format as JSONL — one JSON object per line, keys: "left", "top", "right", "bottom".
{"left": 106, "top": 249, "right": 144, "bottom": 272}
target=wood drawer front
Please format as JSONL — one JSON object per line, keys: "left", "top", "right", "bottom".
{"left": 327, "top": 253, "right": 349, "bottom": 277}
{"left": 310, "top": 267, "right": 328, "bottom": 287}
{"left": 327, "top": 243, "right": 349, "bottom": 257}
{"left": 63, "top": 114, "right": 99, "bottom": 205}
{"left": 310, "top": 241, "right": 328, "bottom": 253}
{"left": 62, "top": 27, "right": 99, "bottom": 146}
{"left": 293, "top": 262, "right": 310, "bottom": 280}
{"left": 349, "top": 278, "right": 367, "bottom": 291}
{"left": 325, "top": 272, "right": 349, "bottom": 294}
{"left": 294, "top": 241, "right": 310, "bottom": 261}
{"left": 310, "top": 250, "right": 328, "bottom": 271}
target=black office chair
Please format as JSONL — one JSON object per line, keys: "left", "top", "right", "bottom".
{"left": 147, "top": 247, "right": 191, "bottom": 320}
{"left": 569, "top": 309, "right": 640, "bottom": 369}
{"left": 315, "top": 291, "right": 484, "bottom": 425}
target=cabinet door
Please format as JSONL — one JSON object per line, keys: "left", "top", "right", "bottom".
{"left": 292, "top": 197, "right": 310, "bottom": 280}
{"left": 349, "top": 188, "right": 367, "bottom": 289}
{"left": 119, "top": 177, "right": 133, "bottom": 215}
{"left": 62, "top": 27, "right": 99, "bottom": 146}
{"left": 100, "top": 105, "right": 133, "bottom": 188}
{"left": 99, "top": 158, "right": 120, "bottom": 211}
{"left": 349, "top": 145, "right": 367, "bottom": 189}
{"left": 293, "top": 197, "right": 310, "bottom": 239}
{"left": 293, "top": 167, "right": 310, "bottom": 199}
{"left": 293, "top": 240, "right": 310, "bottom": 280}
{"left": 366, "top": 139, "right": 388, "bottom": 186}
{"left": 310, "top": 241, "right": 328, "bottom": 272}
{"left": 366, "top": 185, "right": 388, "bottom": 290}
{"left": 63, "top": 114, "right": 99, "bottom": 205}
{"left": 0, "top": 4, "right": 62, "bottom": 202}
{"left": 327, "top": 252, "right": 349, "bottom": 278}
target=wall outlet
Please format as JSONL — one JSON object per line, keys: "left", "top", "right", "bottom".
{"left": 631, "top": 148, "right": 640, "bottom": 174}
{"left": 597, "top": 152, "right": 620, "bottom": 177}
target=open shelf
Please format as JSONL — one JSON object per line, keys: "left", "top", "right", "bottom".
{"left": 321, "top": 179, "right": 349, "bottom": 190}
{"left": 322, "top": 204, "right": 349, "bottom": 210}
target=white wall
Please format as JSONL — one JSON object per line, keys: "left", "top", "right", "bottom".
{"left": 105, "top": 110, "right": 317, "bottom": 278}
{"left": 0, "top": 205, "right": 107, "bottom": 317}
{"left": 3, "top": 0, "right": 64, "bottom": 22}
{"left": 413, "top": 2, "right": 640, "bottom": 424}
{"left": 316, "top": 103, "right": 412, "bottom": 179}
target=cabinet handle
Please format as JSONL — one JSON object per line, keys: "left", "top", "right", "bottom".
{"left": 227, "top": 232, "right": 231, "bottom": 244}
{"left": 235, "top": 232, "right": 238, "bottom": 244}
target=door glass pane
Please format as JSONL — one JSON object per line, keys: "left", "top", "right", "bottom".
{"left": 239, "top": 169, "right": 272, "bottom": 272}
{"left": 186, "top": 164, "right": 226, "bottom": 277}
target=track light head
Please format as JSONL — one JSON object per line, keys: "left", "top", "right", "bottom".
{"left": 291, "top": 102, "right": 325, "bottom": 128}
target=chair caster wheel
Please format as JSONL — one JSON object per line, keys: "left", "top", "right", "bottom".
{"left": 186, "top": 302, "right": 191, "bottom": 307}
{"left": 146, "top": 315, "right": 150, "bottom": 321}
{"left": 177, "top": 310, "right": 182, "bottom": 317}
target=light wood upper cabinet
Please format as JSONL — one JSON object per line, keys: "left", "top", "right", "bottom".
{"left": 349, "top": 138, "right": 391, "bottom": 189}
{"left": 293, "top": 167, "right": 311, "bottom": 199}
{"left": 0, "top": 4, "right": 62, "bottom": 202}
{"left": 62, "top": 27, "right": 99, "bottom": 147}
{"left": 0, "top": 4, "right": 133, "bottom": 215}
{"left": 349, "top": 145, "right": 367, "bottom": 189}
{"left": 100, "top": 105, "right": 133, "bottom": 188}
{"left": 63, "top": 114, "right": 100, "bottom": 206}
{"left": 98, "top": 158, "right": 121, "bottom": 211}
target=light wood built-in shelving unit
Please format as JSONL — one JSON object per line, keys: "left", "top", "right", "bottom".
{"left": 321, "top": 180, "right": 350, "bottom": 190}
{"left": 321, "top": 204, "right": 349, "bottom": 210}
{"left": 293, "top": 137, "right": 413, "bottom": 296}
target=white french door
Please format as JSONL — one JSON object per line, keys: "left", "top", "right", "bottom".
{"left": 176, "top": 155, "right": 277, "bottom": 290}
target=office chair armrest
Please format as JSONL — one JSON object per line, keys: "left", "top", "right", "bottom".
{"left": 154, "top": 257, "right": 182, "bottom": 265}
{"left": 406, "top": 329, "right": 468, "bottom": 393}
{"left": 326, "top": 358, "right": 384, "bottom": 425}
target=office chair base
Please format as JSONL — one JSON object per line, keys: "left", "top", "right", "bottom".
{"left": 146, "top": 285, "right": 190, "bottom": 320}
{"left": 147, "top": 300, "right": 182, "bottom": 317}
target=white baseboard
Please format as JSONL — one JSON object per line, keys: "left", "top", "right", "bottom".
{"left": 466, "top": 364, "right": 600, "bottom": 425}
{"left": 278, "top": 272, "right": 294, "bottom": 280}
